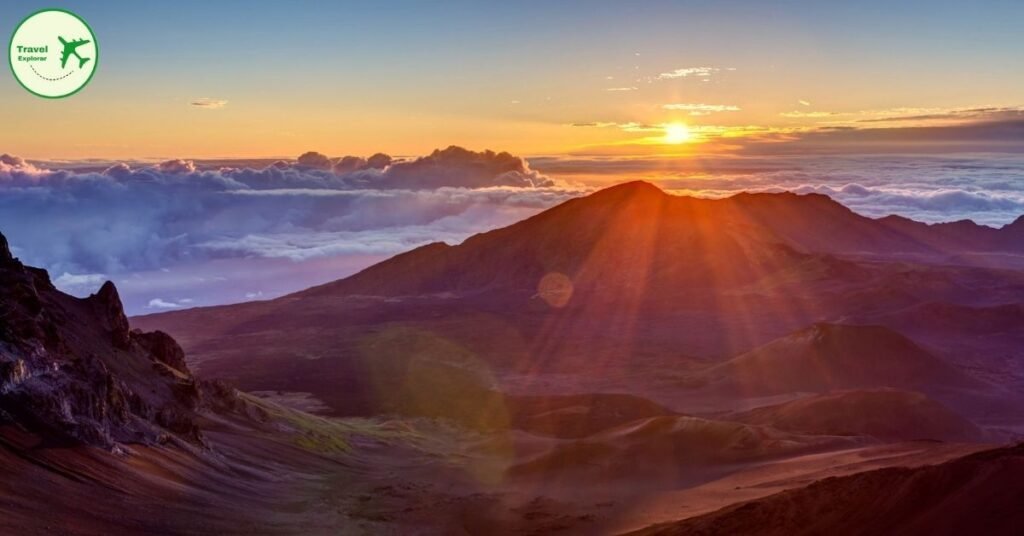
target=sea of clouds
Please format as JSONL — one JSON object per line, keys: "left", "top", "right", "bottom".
{"left": 0, "top": 147, "right": 577, "bottom": 312}
{"left": 536, "top": 153, "right": 1024, "bottom": 226}
{"left": 2, "top": 148, "right": 1022, "bottom": 314}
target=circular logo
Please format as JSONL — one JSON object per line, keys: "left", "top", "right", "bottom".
{"left": 8, "top": 9, "right": 98, "bottom": 98}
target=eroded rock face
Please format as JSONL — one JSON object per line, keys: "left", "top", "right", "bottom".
{"left": 0, "top": 231, "right": 223, "bottom": 450}
{"left": 0, "top": 359, "right": 29, "bottom": 393}
{"left": 132, "top": 329, "right": 189, "bottom": 373}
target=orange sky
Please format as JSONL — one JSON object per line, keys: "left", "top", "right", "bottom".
{"left": 1, "top": 2, "right": 1022, "bottom": 159}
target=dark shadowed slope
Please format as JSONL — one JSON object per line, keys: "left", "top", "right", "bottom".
{"left": 843, "top": 302, "right": 1024, "bottom": 415}
{"left": 630, "top": 443, "right": 1024, "bottom": 536}
{"left": 507, "top": 414, "right": 865, "bottom": 489}
{"left": 706, "top": 323, "right": 975, "bottom": 396}
{"left": 730, "top": 389, "right": 982, "bottom": 442}
{"left": 862, "top": 301, "right": 1024, "bottom": 335}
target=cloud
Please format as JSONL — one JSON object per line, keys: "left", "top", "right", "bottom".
{"left": 778, "top": 105, "right": 1024, "bottom": 125}
{"left": 0, "top": 147, "right": 570, "bottom": 285}
{"left": 156, "top": 159, "right": 198, "bottom": 174}
{"left": 634, "top": 153, "right": 1024, "bottom": 226}
{"left": 147, "top": 298, "right": 183, "bottom": 309}
{"left": 855, "top": 106, "right": 1024, "bottom": 124}
{"left": 526, "top": 150, "right": 1024, "bottom": 226}
{"left": 780, "top": 110, "right": 837, "bottom": 118}
{"left": 802, "top": 183, "right": 1024, "bottom": 213}
{"left": 798, "top": 100, "right": 811, "bottom": 107}
{"left": 0, "top": 153, "right": 45, "bottom": 176}
{"left": 366, "top": 153, "right": 392, "bottom": 169}
{"left": 333, "top": 155, "right": 367, "bottom": 173}
{"left": 6, "top": 141, "right": 1023, "bottom": 312}
{"left": 737, "top": 118, "right": 1024, "bottom": 155}
{"left": 656, "top": 66, "right": 732, "bottom": 80}
{"left": 296, "top": 151, "right": 332, "bottom": 169}
{"left": 53, "top": 272, "right": 107, "bottom": 296}
{"left": 190, "top": 98, "right": 228, "bottom": 109}
{"left": 569, "top": 121, "right": 661, "bottom": 132}
{"left": 357, "top": 146, "right": 554, "bottom": 189}
{"left": 662, "top": 103, "right": 741, "bottom": 116}
{"left": 605, "top": 87, "right": 638, "bottom": 92}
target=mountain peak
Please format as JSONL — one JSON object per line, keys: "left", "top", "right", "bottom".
{"left": 95, "top": 280, "right": 121, "bottom": 303}
{"left": 593, "top": 180, "right": 666, "bottom": 199}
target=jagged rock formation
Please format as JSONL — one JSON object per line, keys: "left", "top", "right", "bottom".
{"left": 0, "top": 231, "right": 247, "bottom": 451}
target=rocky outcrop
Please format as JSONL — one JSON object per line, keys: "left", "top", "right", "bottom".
{"left": 90, "top": 281, "right": 132, "bottom": 349}
{"left": 132, "top": 329, "right": 189, "bottom": 373}
{"left": 0, "top": 358, "right": 29, "bottom": 394}
{"left": 0, "top": 231, "right": 235, "bottom": 450}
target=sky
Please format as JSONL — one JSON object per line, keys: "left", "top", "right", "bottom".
{"left": 1, "top": 1, "right": 1024, "bottom": 313}
{"left": 2, "top": 1, "right": 1024, "bottom": 158}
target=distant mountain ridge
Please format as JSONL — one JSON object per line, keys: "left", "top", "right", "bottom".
{"left": 133, "top": 181, "right": 1024, "bottom": 422}
{"left": 300, "top": 181, "right": 1024, "bottom": 299}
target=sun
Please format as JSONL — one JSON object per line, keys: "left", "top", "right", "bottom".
{"left": 663, "top": 123, "right": 692, "bottom": 144}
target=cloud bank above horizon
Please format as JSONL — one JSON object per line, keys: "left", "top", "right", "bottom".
{"left": 0, "top": 147, "right": 576, "bottom": 311}
{"left": 2, "top": 147, "right": 1023, "bottom": 314}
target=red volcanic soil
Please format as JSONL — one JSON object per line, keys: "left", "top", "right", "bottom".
{"left": 730, "top": 389, "right": 982, "bottom": 442}
{"left": 51, "top": 184, "right": 1024, "bottom": 533}
{"left": 706, "top": 323, "right": 974, "bottom": 395}
{"left": 868, "top": 301, "right": 1024, "bottom": 335}
{"left": 0, "top": 422, "right": 355, "bottom": 535}
{"left": 3, "top": 182, "right": 1024, "bottom": 535}
{"left": 507, "top": 392, "right": 677, "bottom": 438}
{"left": 507, "top": 415, "right": 865, "bottom": 489}
{"left": 630, "top": 443, "right": 1024, "bottom": 536}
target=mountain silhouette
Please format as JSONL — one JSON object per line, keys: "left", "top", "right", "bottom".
{"left": 136, "top": 182, "right": 1024, "bottom": 419}
{"left": 5, "top": 182, "right": 1024, "bottom": 534}
{"left": 298, "top": 181, "right": 1024, "bottom": 299}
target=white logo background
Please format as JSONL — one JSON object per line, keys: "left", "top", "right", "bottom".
{"left": 9, "top": 10, "right": 97, "bottom": 98}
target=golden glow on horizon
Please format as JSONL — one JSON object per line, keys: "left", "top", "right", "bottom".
{"left": 663, "top": 123, "right": 692, "bottom": 144}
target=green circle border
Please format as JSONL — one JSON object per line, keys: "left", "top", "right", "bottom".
{"left": 8, "top": 8, "right": 99, "bottom": 99}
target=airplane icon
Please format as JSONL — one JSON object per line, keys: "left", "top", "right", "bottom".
{"left": 58, "top": 36, "right": 91, "bottom": 69}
